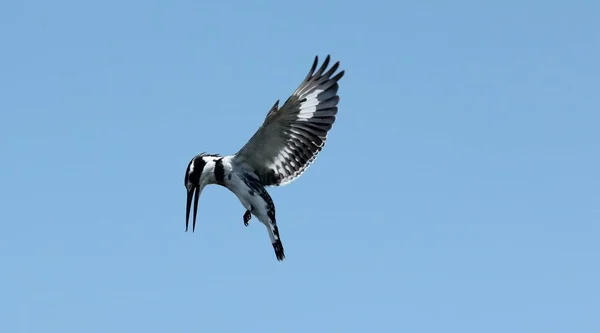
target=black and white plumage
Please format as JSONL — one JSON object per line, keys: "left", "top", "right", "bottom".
{"left": 184, "top": 55, "right": 344, "bottom": 261}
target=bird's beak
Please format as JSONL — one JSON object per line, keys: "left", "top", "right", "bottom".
{"left": 186, "top": 186, "right": 200, "bottom": 232}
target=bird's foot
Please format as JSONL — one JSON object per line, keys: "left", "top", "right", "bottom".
{"left": 243, "top": 210, "right": 252, "bottom": 227}
{"left": 272, "top": 240, "right": 285, "bottom": 261}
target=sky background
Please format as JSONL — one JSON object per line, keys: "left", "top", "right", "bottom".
{"left": 1, "top": 0, "right": 599, "bottom": 332}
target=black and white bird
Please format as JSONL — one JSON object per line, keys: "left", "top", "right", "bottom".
{"left": 184, "top": 55, "right": 344, "bottom": 261}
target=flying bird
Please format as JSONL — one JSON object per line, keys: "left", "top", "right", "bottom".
{"left": 184, "top": 55, "right": 344, "bottom": 261}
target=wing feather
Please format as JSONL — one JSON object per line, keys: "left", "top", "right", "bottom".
{"left": 233, "top": 55, "right": 344, "bottom": 186}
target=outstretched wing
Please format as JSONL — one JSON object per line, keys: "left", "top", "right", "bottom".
{"left": 233, "top": 55, "right": 344, "bottom": 186}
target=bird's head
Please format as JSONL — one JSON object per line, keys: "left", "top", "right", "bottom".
{"left": 184, "top": 153, "right": 211, "bottom": 232}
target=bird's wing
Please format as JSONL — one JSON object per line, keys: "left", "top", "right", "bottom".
{"left": 233, "top": 55, "right": 344, "bottom": 186}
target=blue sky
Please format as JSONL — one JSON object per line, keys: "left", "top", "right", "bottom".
{"left": 1, "top": 0, "right": 599, "bottom": 332}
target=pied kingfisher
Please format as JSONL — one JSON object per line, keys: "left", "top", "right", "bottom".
{"left": 184, "top": 55, "right": 344, "bottom": 261}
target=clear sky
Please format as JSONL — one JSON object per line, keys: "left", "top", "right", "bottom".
{"left": 1, "top": 0, "right": 598, "bottom": 332}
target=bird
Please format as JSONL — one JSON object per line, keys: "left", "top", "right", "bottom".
{"left": 184, "top": 55, "right": 344, "bottom": 261}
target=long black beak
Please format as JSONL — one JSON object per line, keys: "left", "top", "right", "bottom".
{"left": 186, "top": 186, "right": 200, "bottom": 232}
